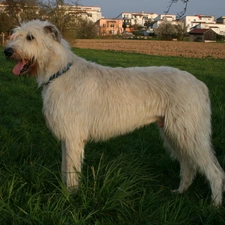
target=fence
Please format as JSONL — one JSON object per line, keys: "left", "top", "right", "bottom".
{"left": 0, "top": 33, "right": 6, "bottom": 46}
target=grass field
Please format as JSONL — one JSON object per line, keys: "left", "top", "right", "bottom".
{"left": 0, "top": 47, "right": 225, "bottom": 224}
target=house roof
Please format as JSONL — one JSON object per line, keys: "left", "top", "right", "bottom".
{"left": 99, "top": 18, "right": 122, "bottom": 21}
{"left": 189, "top": 28, "right": 210, "bottom": 34}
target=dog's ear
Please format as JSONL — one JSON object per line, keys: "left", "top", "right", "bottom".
{"left": 44, "top": 25, "right": 61, "bottom": 43}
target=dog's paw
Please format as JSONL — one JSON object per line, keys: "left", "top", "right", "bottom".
{"left": 67, "top": 185, "right": 78, "bottom": 194}
{"left": 171, "top": 189, "right": 182, "bottom": 194}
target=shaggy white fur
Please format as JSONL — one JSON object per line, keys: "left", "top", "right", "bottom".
{"left": 4, "top": 20, "right": 225, "bottom": 206}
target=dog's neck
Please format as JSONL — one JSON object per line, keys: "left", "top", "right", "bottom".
{"left": 41, "top": 62, "right": 73, "bottom": 87}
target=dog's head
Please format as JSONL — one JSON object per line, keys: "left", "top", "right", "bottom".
{"left": 4, "top": 20, "right": 62, "bottom": 76}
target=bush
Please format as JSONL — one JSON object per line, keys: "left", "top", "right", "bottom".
{"left": 155, "top": 21, "right": 183, "bottom": 41}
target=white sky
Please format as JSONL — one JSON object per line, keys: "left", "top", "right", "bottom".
{"left": 78, "top": 0, "right": 224, "bottom": 19}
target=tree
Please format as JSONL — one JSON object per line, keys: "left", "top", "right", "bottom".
{"left": 165, "top": 0, "right": 189, "bottom": 19}
{"left": 73, "top": 18, "right": 98, "bottom": 39}
{"left": 0, "top": 11, "right": 14, "bottom": 34}
{"left": 144, "top": 18, "right": 154, "bottom": 27}
{"left": 0, "top": 0, "right": 39, "bottom": 33}
{"left": 122, "top": 21, "right": 127, "bottom": 31}
{"left": 155, "top": 22, "right": 177, "bottom": 40}
{"left": 174, "top": 23, "right": 184, "bottom": 40}
{"left": 155, "top": 22, "right": 185, "bottom": 41}
{"left": 38, "top": 0, "right": 74, "bottom": 35}
{"left": 20, "top": 0, "right": 40, "bottom": 21}
{"left": 4, "top": 0, "right": 39, "bottom": 25}
{"left": 38, "top": 0, "right": 98, "bottom": 39}
{"left": 4, "top": 0, "right": 22, "bottom": 25}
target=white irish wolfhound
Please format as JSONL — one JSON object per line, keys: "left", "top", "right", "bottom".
{"left": 4, "top": 20, "right": 225, "bottom": 206}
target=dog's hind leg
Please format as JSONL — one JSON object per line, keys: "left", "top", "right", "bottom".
{"left": 175, "top": 159, "right": 197, "bottom": 194}
{"left": 160, "top": 120, "right": 225, "bottom": 206}
{"left": 160, "top": 129, "right": 197, "bottom": 193}
{"left": 61, "top": 138, "right": 85, "bottom": 189}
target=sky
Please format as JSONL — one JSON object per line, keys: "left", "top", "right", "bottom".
{"left": 78, "top": 0, "right": 224, "bottom": 19}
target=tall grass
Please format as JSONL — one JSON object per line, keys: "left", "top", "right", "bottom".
{"left": 0, "top": 47, "right": 225, "bottom": 224}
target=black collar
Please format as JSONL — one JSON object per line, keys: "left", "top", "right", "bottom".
{"left": 42, "top": 63, "right": 72, "bottom": 86}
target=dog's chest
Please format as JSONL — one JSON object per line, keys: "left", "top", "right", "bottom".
{"left": 41, "top": 87, "right": 67, "bottom": 139}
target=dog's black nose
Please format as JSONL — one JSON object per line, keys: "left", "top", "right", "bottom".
{"left": 4, "top": 47, "right": 14, "bottom": 57}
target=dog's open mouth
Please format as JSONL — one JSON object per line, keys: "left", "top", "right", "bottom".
{"left": 4, "top": 48, "right": 36, "bottom": 76}
{"left": 13, "top": 58, "right": 33, "bottom": 75}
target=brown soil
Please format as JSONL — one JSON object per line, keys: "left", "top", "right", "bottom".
{"left": 73, "top": 39, "right": 225, "bottom": 59}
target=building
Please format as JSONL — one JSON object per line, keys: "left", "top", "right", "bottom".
{"left": 194, "top": 22, "right": 225, "bottom": 36}
{"left": 154, "top": 14, "right": 177, "bottom": 22}
{"left": 96, "top": 18, "right": 123, "bottom": 35}
{"left": 189, "top": 28, "right": 217, "bottom": 42}
{"left": 180, "top": 15, "right": 215, "bottom": 33}
{"left": 216, "top": 16, "right": 225, "bottom": 24}
{"left": 121, "top": 11, "right": 158, "bottom": 29}
{"left": 59, "top": 5, "right": 103, "bottom": 23}
{"left": 151, "top": 14, "right": 178, "bottom": 29}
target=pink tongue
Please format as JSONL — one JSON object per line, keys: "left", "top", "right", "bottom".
{"left": 13, "top": 60, "right": 26, "bottom": 75}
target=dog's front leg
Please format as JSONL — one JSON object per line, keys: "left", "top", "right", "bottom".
{"left": 61, "top": 139, "right": 84, "bottom": 190}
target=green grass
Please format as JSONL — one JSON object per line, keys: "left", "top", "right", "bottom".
{"left": 0, "top": 46, "right": 225, "bottom": 224}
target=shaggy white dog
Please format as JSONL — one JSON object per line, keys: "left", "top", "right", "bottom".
{"left": 4, "top": 20, "right": 225, "bottom": 206}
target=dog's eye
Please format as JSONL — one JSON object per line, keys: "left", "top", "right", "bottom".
{"left": 26, "top": 34, "right": 34, "bottom": 41}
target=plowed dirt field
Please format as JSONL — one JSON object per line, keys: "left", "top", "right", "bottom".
{"left": 73, "top": 39, "right": 225, "bottom": 59}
